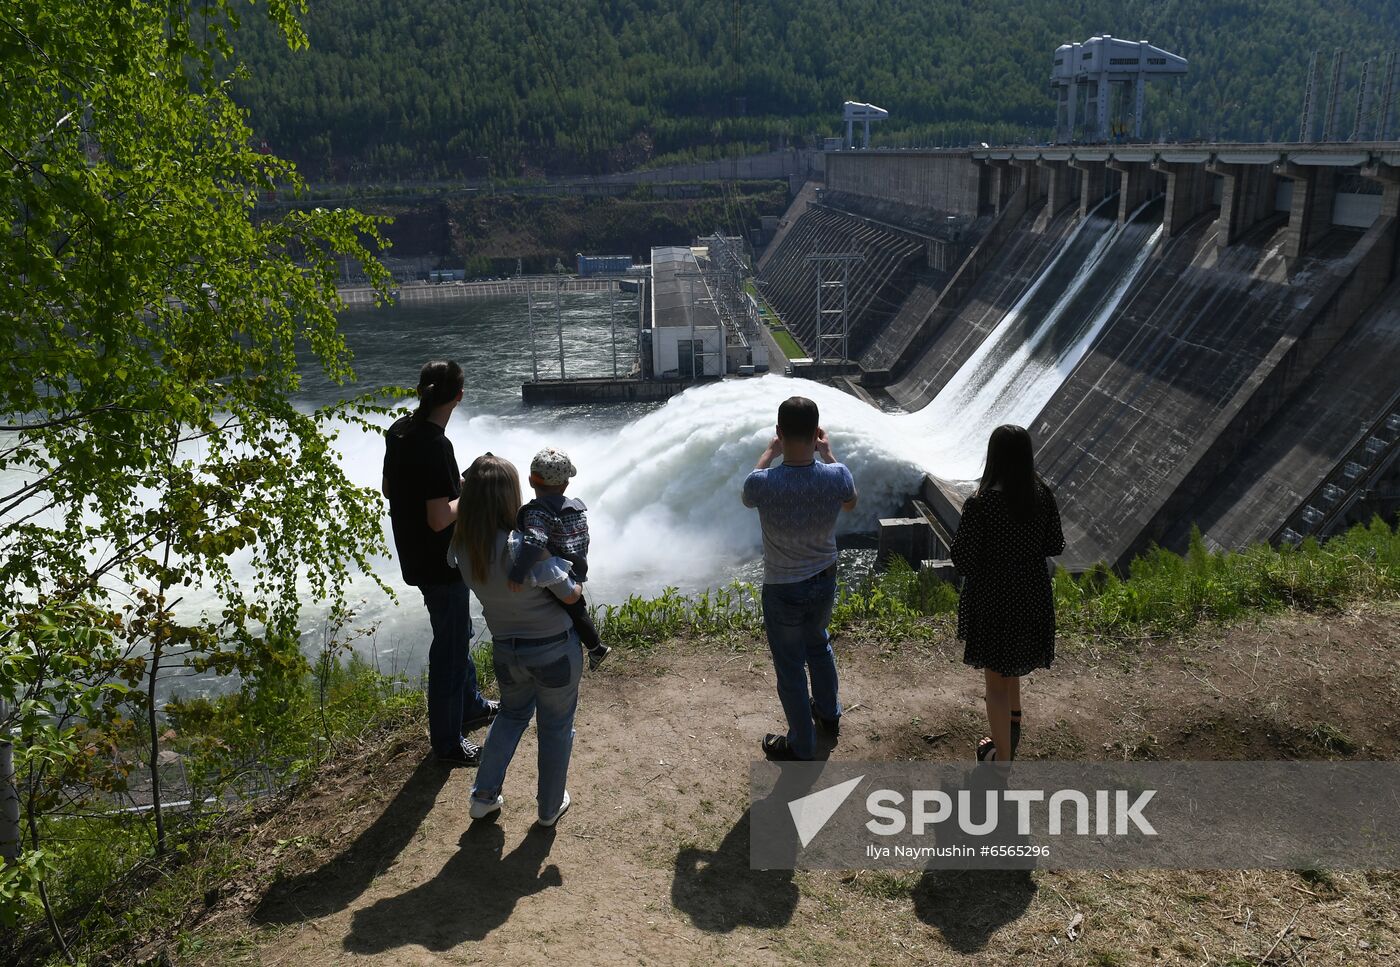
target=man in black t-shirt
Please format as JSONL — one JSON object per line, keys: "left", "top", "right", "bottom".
{"left": 383, "top": 361, "right": 497, "bottom": 766}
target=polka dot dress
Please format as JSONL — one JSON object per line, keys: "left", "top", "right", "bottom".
{"left": 949, "top": 483, "right": 1065, "bottom": 678}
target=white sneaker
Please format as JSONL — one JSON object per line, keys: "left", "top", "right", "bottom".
{"left": 469, "top": 794, "right": 503, "bottom": 820}
{"left": 538, "top": 790, "right": 570, "bottom": 827}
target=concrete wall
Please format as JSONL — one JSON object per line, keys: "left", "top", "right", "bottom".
{"left": 1335, "top": 192, "right": 1385, "bottom": 228}
{"left": 824, "top": 151, "right": 981, "bottom": 216}
{"left": 521, "top": 378, "right": 692, "bottom": 405}
{"left": 765, "top": 145, "right": 1400, "bottom": 565}
{"left": 1126, "top": 214, "right": 1400, "bottom": 564}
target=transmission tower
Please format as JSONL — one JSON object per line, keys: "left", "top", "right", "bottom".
{"left": 806, "top": 253, "right": 863, "bottom": 363}
{"left": 1322, "top": 48, "right": 1345, "bottom": 142}
{"left": 1299, "top": 50, "right": 1320, "bottom": 141}
{"left": 1353, "top": 59, "right": 1373, "bottom": 141}
{"left": 526, "top": 278, "right": 565, "bottom": 381}
{"left": 1379, "top": 50, "right": 1399, "bottom": 141}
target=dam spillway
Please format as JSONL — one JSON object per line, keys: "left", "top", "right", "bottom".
{"left": 758, "top": 143, "right": 1400, "bottom": 570}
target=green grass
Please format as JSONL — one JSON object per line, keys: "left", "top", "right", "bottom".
{"left": 596, "top": 516, "right": 1400, "bottom": 651}
{"left": 851, "top": 870, "right": 919, "bottom": 900}
{"left": 595, "top": 581, "right": 763, "bottom": 650}
{"left": 770, "top": 327, "right": 804, "bottom": 359}
{"left": 1052, "top": 519, "right": 1400, "bottom": 635}
{"left": 739, "top": 281, "right": 802, "bottom": 360}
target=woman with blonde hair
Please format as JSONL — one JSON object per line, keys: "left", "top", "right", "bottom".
{"left": 451, "top": 453, "right": 583, "bottom": 826}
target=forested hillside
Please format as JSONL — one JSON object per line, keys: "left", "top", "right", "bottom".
{"left": 232, "top": 0, "right": 1400, "bottom": 179}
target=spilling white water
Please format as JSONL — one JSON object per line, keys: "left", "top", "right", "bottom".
{"left": 910, "top": 205, "right": 1166, "bottom": 476}
{"left": 332, "top": 375, "right": 928, "bottom": 597}
{"left": 4, "top": 209, "right": 1167, "bottom": 683}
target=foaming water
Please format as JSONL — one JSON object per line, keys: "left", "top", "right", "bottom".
{"left": 330, "top": 374, "right": 929, "bottom": 602}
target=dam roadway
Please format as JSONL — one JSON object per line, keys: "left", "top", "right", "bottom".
{"left": 759, "top": 142, "right": 1400, "bottom": 571}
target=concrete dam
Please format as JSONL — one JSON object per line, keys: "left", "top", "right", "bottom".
{"left": 757, "top": 144, "right": 1400, "bottom": 571}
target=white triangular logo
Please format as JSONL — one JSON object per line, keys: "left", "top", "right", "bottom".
{"left": 788, "top": 775, "right": 865, "bottom": 848}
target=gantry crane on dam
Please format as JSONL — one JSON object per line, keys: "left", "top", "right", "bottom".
{"left": 1051, "top": 34, "right": 1187, "bottom": 143}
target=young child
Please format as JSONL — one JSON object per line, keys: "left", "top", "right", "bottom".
{"left": 507, "top": 447, "right": 609, "bottom": 669}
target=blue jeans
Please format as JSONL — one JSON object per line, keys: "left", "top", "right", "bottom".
{"left": 762, "top": 570, "right": 841, "bottom": 760}
{"left": 421, "top": 582, "right": 491, "bottom": 756}
{"left": 472, "top": 629, "right": 581, "bottom": 820}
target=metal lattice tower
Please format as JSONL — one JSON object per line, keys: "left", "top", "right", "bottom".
{"left": 1353, "top": 59, "right": 1374, "bottom": 142}
{"left": 702, "top": 230, "right": 772, "bottom": 364}
{"left": 1323, "top": 48, "right": 1345, "bottom": 142}
{"left": 806, "top": 253, "right": 863, "bottom": 363}
{"left": 1379, "top": 50, "right": 1399, "bottom": 141}
{"left": 526, "top": 278, "right": 565, "bottom": 381}
{"left": 608, "top": 283, "right": 620, "bottom": 378}
{"left": 1299, "top": 50, "right": 1320, "bottom": 141}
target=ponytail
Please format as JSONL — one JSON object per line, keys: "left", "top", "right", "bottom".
{"left": 414, "top": 360, "right": 465, "bottom": 422}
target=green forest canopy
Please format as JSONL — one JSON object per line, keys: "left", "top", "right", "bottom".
{"left": 231, "top": 0, "right": 1400, "bottom": 180}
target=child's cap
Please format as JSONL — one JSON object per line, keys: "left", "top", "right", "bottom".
{"left": 530, "top": 447, "right": 577, "bottom": 486}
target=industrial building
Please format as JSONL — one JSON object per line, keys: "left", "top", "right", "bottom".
{"left": 646, "top": 242, "right": 769, "bottom": 380}
{"left": 648, "top": 246, "right": 727, "bottom": 378}
{"left": 576, "top": 253, "right": 634, "bottom": 276}
{"left": 1051, "top": 35, "right": 1187, "bottom": 142}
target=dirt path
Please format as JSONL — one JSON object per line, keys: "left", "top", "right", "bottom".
{"left": 199, "top": 604, "right": 1400, "bottom": 966}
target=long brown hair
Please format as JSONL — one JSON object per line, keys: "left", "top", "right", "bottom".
{"left": 451, "top": 453, "right": 521, "bottom": 582}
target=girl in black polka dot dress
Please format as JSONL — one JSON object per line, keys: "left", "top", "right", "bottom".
{"left": 949, "top": 424, "right": 1065, "bottom": 763}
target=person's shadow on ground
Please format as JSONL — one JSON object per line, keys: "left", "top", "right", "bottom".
{"left": 910, "top": 763, "right": 1038, "bottom": 953}
{"left": 912, "top": 868, "right": 1037, "bottom": 953}
{"left": 253, "top": 756, "right": 449, "bottom": 925}
{"left": 671, "top": 808, "right": 798, "bottom": 932}
{"left": 344, "top": 820, "right": 560, "bottom": 953}
{"left": 670, "top": 751, "right": 829, "bottom": 932}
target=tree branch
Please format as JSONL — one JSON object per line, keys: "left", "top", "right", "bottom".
{"left": 0, "top": 404, "right": 153, "bottom": 433}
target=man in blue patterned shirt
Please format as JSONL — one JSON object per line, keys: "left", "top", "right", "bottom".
{"left": 742, "top": 396, "right": 858, "bottom": 760}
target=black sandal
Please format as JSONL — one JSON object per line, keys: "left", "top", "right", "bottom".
{"left": 976, "top": 736, "right": 997, "bottom": 761}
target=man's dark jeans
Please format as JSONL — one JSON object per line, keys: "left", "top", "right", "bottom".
{"left": 761, "top": 567, "right": 841, "bottom": 760}
{"left": 421, "top": 581, "right": 491, "bottom": 755}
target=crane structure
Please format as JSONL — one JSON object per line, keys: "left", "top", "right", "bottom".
{"left": 843, "top": 101, "right": 889, "bottom": 149}
{"left": 1051, "top": 35, "right": 1187, "bottom": 144}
